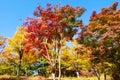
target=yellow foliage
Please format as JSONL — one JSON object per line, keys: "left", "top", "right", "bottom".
{"left": 61, "top": 40, "right": 92, "bottom": 71}
{"left": 5, "top": 26, "right": 38, "bottom": 67}
{"left": 22, "top": 52, "right": 38, "bottom": 67}
{"left": 7, "top": 26, "right": 26, "bottom": 52}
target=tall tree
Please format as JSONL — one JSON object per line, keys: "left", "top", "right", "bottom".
{"left": 24, "top": 4, "right": 85, "bottom": 80}
{"left": 78, "top": 2, "right": 120, "bottom": 80}
{"left": 6, "top": 26, "right": 26, "bottom": 76}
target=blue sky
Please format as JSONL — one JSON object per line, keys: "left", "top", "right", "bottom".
{"left": 0, "top": 0, "right": 120, "bottom": 37}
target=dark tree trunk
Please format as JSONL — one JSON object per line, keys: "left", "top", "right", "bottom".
{"left": 17, "top": 50, "right": 23, "bottom": 77}
{"left": 17, "top": 59, "right": 21, "bottom": 77}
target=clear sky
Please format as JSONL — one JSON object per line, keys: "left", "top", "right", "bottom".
{"left": 0, "top": 0, "right": 120, "bottom": 37}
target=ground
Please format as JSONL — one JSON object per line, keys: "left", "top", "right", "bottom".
{"left": 0, "top": 74, "right": 111, "bottom": 80}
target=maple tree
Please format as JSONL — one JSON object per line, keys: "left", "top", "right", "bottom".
{"left": 23, "top": 4, "right": 85, "bottom": 80}
{"left": 78, "top": 2, "right": 120, "bottom": 80}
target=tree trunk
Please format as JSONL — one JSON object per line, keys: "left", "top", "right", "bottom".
{"left": 17, "top": 50, "right": 23, "bottom": 77}
{"left": 51, "top": 64, "right": 56, "bottom": 80}
{"left": 74, "top": 52, "right": 79, "bottom": 78}
{"left": 94, "top": 69, "right": 100, "bottom": 80}
{"left": 96, "top": 72, "right": 100, "bottom": 80}
{"left": 76, "top": 71, "right": 80, "bottom": 78}
{"left": 17, "top": 60, "right": 21, "bottom": 77}
{"left": 25, "top": 68, "right": 27, "bottom": 76}
{"left": 17, "top": 69, "right": 19, "bottom": 76}
{"left": 75, "top": 63, "right": 79, "bottom": 78}
{"left": 97, "top": 77, "right": 100, "bottom": 80}
{"left": 104, "top": 73, "right": 106, "bottom": 80}
{"left": 58, "top": 53, "right": 61, "bottom": 80}
{"left": 52, "top": 72, "right": 55, "bottom": 80}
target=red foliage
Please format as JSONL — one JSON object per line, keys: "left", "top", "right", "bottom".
{"left": 91, "top": 11, "right": 97, "bottom": 18}
{"left": 24, "top": 4, "right": 85, "bottom": 59}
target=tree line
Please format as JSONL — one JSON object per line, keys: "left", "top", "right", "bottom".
{"left": 0, "top": 2, "right": 120, "bottom": 80}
